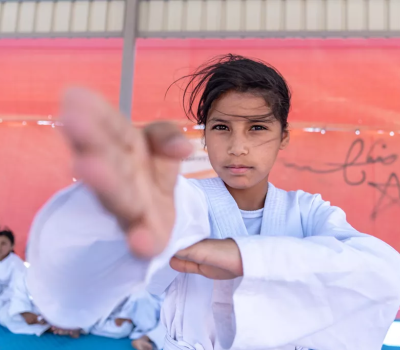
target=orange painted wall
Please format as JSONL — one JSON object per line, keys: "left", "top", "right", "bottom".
{"left": 0, "top": 38, "right": 399, "bottom": 257}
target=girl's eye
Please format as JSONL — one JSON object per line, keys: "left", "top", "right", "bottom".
{"left": 212, "top": 125, "right": 229, "bottom": 131}
{"left": 251, "top": 125, "right": 267, "bottom": 131}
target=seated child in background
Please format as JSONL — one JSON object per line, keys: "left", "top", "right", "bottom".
{"left": 0, "top": 228, "right": 25, "bottom": 309}
{"left": 0, "top": 267, "right": 81, "bottom": 338}
{"left": 0, "top": 268, "right": 50, "bottom": 336}
{"left": 91, "top": 286, "right": 165, "bottom": 350}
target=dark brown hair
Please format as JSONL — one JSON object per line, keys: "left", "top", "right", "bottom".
{"left": 174, "top": 54, "right": 291, "bottom": 131}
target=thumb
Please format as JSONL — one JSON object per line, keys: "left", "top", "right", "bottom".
{"left": 144, "top": 122, "right": 193, "bottom": 159}
{"left": 144, "top": 122, "right": 192, "bottom": 196}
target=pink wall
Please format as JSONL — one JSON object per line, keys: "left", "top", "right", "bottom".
{"left": 0, "top": 38, "right": 399, "bottom": 256}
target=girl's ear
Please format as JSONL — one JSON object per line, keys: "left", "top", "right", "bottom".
{"left": 280, "top": 131, "right": 290, "bottom": 150}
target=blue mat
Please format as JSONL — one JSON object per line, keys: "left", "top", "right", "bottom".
{"left": 0, "top": 326, "right": 133, "bottom": 350}
{"left": 1, "top": 326, "right": 399, "bottom": 350}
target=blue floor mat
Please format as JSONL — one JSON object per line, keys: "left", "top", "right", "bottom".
{"left": 0, "top": 326, "right": 133, "bottom": 350}
{"left": 1, "top": 326, "right": 399, "bottom": 350}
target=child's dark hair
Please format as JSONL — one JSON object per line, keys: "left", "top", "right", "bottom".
{"left": 0, "top": 227, "right": 15, "bottom": 246}
{"left": 177, "top": 54, "right": 291, "bottom": 132}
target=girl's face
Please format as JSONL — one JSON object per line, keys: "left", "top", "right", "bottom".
{"left": 205, "top": 91, "right": 289, "bottom": 190}
{"left": 0, "top": 236, "right": 13, "bottom": 261}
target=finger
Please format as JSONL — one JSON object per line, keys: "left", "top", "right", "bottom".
{"left": 61, "top": 89, "right": 134, "bottom": 200}
{"left": 175, "top": 239, "right": 219, "bottom": 263}
{"left": 128, "top": 123, "right": 190, "bottom": 257}
{"left": 169, "top": 257, "right": 237, "bottom": 280}
{"left": 61, "top": 88, "right": 131, "bottom": 150}
{"left": 61, "top": 89, "right": 112, "bottom": 153}
{"left": 175, "top": 239, "right": 243, "bottom": 277}
{"left": 169, "top": 257, "right": 202, "bottom": 274}
{"left": 61, "top": 89, "right": 145, "bottom": 173}
{"left": 144, "top": 122, "right": 192, "bottom": 159}
{"left": 61, "top": 89, "right": 150, "bottom": 228}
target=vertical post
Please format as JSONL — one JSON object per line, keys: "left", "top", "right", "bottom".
{"left": 385, "top": 0, "right": 390, "bottom": 31}
{"left": 119, "top": 0, "right": 139, "bottom": 119}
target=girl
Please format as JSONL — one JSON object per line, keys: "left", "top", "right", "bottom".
{"left": 0, "top": 228, "right": 25, "bottom": 308}
{"left": 0, "top": 229, "right": 70, "bottom": 336}
{"left": 0, "top": 260, "right": 82, "bottom": 338}
{"left": 0, "top": 268, "right": 50, "bottom": 336}
{"left": 0, "top": 231, "right": 84, "bottom": 338}
{"left": 27, "top": 55, "right": 400, "bottom": 350}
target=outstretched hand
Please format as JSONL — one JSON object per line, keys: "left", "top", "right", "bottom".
{"left": 60, "top": 89, "right": 192, "bottom": 258}
{"left": 170, "top": 239, "right": 244, "bottom": 280}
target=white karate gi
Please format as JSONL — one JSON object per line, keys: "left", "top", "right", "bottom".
{"left": 91, "top": 287, "right": 165, "bottom": 349}
{"left": 127, "top": 292, "right": 165, "bottom": 349}
{"left": 0, "top": 252, "right": 25, "bottom": 308}
{"left": 27, "top": 177, "right": 400, "bottom": 350}
{"left": 0, "top": 270, "right": 50, "bottom": 336}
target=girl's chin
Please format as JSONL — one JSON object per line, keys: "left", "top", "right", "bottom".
{"left": 220, "top": 176, "right": 254, "bottom": 190}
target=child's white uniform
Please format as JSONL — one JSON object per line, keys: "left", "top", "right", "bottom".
{"left": 91, "top": 288, "right": 165, "bottom": 349}
{"left": 0, "top": 252, "right": 25, "bottom": 308}
{"left": 137, "top": 320, "right": 166, "bottom": 350}
{"left": 0, "top": 270, "right": 50, "bottom": 336}
{"left": 26, "top": 177, "right": 400, "bottom": 350}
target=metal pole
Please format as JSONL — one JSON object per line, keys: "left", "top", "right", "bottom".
{"left": 119, "top": 0, "right": 139, "bottom": 118}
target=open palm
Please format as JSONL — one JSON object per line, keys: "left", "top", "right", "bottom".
{"left": 61, "top": 89, "right": 192, "bottom": 258}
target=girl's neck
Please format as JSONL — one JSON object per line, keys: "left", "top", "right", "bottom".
{"left": 225, "top": 179, "right": 269, "bottom": 211}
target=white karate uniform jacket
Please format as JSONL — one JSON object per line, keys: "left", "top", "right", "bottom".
{"left": 0, "top": 270, "right": 50, "bottom": 336}
{"left": 0, "top": 252, "right": 25, "bottom": 308}
{"left": 26, "top": 177, "right": 400, "bottom": 350}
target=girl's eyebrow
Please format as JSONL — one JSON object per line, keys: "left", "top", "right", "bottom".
{"left": 246, "top": 117, "right": 275, "bottom": 124}
{"left": 209, "top": 110, "right": 275, "bottom": 123}
{"left": 208, "top": 117, "right": 230, "bottom": 123}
